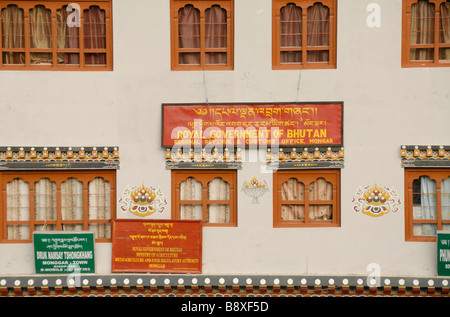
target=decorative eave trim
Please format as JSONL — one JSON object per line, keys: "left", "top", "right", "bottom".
{"left": 267, "top": 146, "right": 344, "bottom": 170}
{"left": 164, "top": 147, "right": 242, "bottom": 170}
{"left": 0, "top": 274, "right": 449, "bottom": 297}
{"left": 0, "top": 146, "right": 120, "bottom": 170}
{"left": 401, "top": 145, "right": 450, "bottom": 168}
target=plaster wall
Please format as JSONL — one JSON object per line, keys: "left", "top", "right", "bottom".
{"left": 0, "top": 0, "right": 448, "bottom": 277}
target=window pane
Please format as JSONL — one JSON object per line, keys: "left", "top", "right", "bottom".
{"left": 34, "top": 178, "right": 56, "bottom": 231}
{"left": 307, "top": 3, "right": 329, "bottom": 47}
{"left": 413, "top": 223, "right": 437, "bottom": 236}
{"left": 180, "top": 177, "right": 202, "bottom": 200}
{"left": 29, "top": 5, "right": 52, "bottom": 65}
{"left": 281, "top": 178, "right": 305, "bottom": 200}
{"left": 410, "top": 1, "right": 435, "bottom": 45}
{"left": 57, "top": 6, "right": 80, "bottom": 65}
{"left": 208, "top": 177, "right": 229, "bottom": 200}
{"left": 280, "top": 4, "right": 302, "bottom": 48}
{"left": 439, "top": 48, "right": 450, "bottom": 61}
{"left": 180, "top": 204, "right": 202, "bottom": 220}
{"left": 6, "top": 178, "right": 29, "bottom": 240}
{"left": 412, "top": 176, "right": 437, "bottom": 220}
{"left": 442, "top": 177, "right": 450, "bottom": 220}
{"left": 1, "top": 5, "right": 25, "bottom": 65}
{"left": 281, "top": 51, "right": 302, "bottom": 63}
{"left": 88, "top": 177, "right": 111, "bottom": 239}
{"left": 307, "top": 50, "right": 329, "bottom": 62}
{"left": 440, "top": 2, "right": 450, "bottom": 43}
{"left": 207, "top": 204, "right": 229, "bottom": 223}
{"left": 205, "top": 52, "right": 227, "bottom": 65}
{"left": 61, "top": 178, "right": 83, "bottom": 231}
{"left": 88, "top": 177, "right": 111, "bottom": 220}
{"left": 309, "top": 178, "right": 333, "bottom": 200}
{"left": 205, "top": 5, "right": 227, "bottom": 49}
{"left": 84, "top": 6, "right": 106, "bottom": 49}
{"left": 310, "top": 204, "right": 332, "bottom": 220}
{"left": 7, "top": 178, "right": 29, "bottom": 221}
{"left": 410, "top": 1, "right": 435, "bottom": 61}
{"left": 7, "top": 225, "right": 29, "bottom": 240}
{"left": 178, "top": 5, "right": 200, "bottom": 65}
{"left": 179, "top": 52, "right": 200, "bottom": 65}
{"left": 410, "top": 48, "right": 434, "bottom": 61}
{"left": 281, "top": 204, "right": 305, "bottom": 220}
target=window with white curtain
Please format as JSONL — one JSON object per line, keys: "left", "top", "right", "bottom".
{"left": 1, "top": 170, "right": 116, "bottom": 243}
{"left": 406, "top": 169, "right": 450, "bottom": 241}
{"left": 172, "top": 170, "right": 237, "bottom": 226}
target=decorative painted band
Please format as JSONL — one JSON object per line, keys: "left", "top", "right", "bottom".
{"left": 1, "top": 274, "right": 448, "bottom": 289}
{"left": 401, "top": 145, "right": 450, "bottom": 168}
{"left": 0, "top": 146, "right": 120, "bottom": 170}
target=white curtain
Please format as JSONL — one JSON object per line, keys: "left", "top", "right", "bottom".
{"left": 442, "top": 178, "right": 450, "bottom": 232}
{"left": 6, "top": 179, "right": 29, "bottom": 240}
{"left": 180, "top": 177, "right": 203, "bottom": 220}
{"left": 34, "top": 178, "right": 57, "bottom": 231}
{"left": 180, "top": 177, "right": 230, "bottom": 223}
{"left": 61, "top": 178, "right": 83, "bottom": 231}
{"left": 414, "top": 176, "right": 437, "bottom": 235}
{"left": 88, "top": 177, "right": 111, "bottom": 239}
{"left": 207, "top": 178, "right": 229, "bottom": 223}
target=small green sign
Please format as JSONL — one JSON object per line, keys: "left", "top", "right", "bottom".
{"left": 33, "top": 231, "right": 95, "bottom": 274}
{"left": 437, "top": 231, "right": 450, "bottom": 277}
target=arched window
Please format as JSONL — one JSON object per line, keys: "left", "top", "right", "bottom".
{"left": 0, "top": 0, "right": 112, "bottom": 70}
{"left": 405, "top": 169, "right": 450, "bottom": 241}
{"left": 171, "top": 0, "right": 234, "bottom": 70}
{"left": 172, "top": 170, "right": 237, "bottom": 226}
{"left": 0, "top": 170, "right": 116, "bottom": 243}
{"left": 274, "top": 170, "right": 340, "bottom": 227}
{"left": 273, "top": 0, "right": 337, "bottom": 69}
{"left": 402, "top": 0, "right": 450, "bottom": 67}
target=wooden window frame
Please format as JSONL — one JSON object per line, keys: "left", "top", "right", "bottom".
{"left": 171, "top": 170, "right": 237, "bottom": 227}
{"left": 404, "top": 168, "right": 450, "bottom": 242}
{"left": 272, "top": 0, "right": 337, "bottom": 70}
{"left": 402, "top": 0, "right": 450, "bottom": 68}
{"left": 273, "top": 169, "right": 340, "bottom": 228}
{"left": 0, "top": 170, "right": 116, "bottom": 243}
{"left": 170, "top": 0, "right": 234, "bottom": 71}
{"left": 0, "top": 0, "right": 113, "bottom": 71}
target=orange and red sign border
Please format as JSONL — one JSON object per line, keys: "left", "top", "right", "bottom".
{"left": 162, "top": 102, "right": 343, "bottom": 148}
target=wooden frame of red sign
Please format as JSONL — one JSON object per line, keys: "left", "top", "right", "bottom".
{"left": 111, "top": 219, "right": 202, "bottom": 273}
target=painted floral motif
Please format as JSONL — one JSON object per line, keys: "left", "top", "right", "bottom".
{"left": 242, "top": 177, "right": 269, "bottom": 204}
{"left": 353, "top": 184, "right": 401, "bottom": 217}
{"left": 119, "top": 184, "right": 167, "bottom": 217}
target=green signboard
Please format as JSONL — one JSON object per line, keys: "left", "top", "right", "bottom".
{"left": 33, "top": 231, "right": 95, "bottom": 274}
{"left": 437, "top": 231, "right": 450, "bottom": 277}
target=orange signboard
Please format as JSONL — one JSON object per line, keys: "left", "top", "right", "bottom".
{"left": 111, "top": 219, "right": 202, "bottom": 273}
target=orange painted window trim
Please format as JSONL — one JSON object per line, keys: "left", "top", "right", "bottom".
{"left": 272, "top": 0, "right": 337, "bottom": 70}
{"left": 273, "top": 169, "right": 340, "bottom": 228}
{"left": 402, "top": 0, "right": 450, "bottom": 68}
{"left": 171, "top": 170, "right": 237, "bottom": 227}
{"left": 0, "top": 170, "right": 116, "bottom": 243}
{"left": 404, "top": 168, "right": 450, "bottom": 242}
{"left": 170, "top": 0, "right": 234, "bottom": 71}
{"left": 0, "top": 0, "right": 113, "bottom": 71}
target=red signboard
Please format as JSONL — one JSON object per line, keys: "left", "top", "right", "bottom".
{"left": 111, "top": 219, "right": 202, "bottom": 273}
{"left": 162, "top": 103, "right": 343, "bottom": 147}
